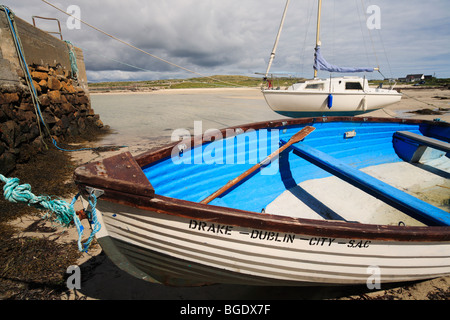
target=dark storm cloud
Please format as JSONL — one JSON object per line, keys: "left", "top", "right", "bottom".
{"left": 2, "top": 0, "right": 450, "bottom": 81}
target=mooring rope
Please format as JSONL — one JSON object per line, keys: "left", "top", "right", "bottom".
{"left": 64, "top": 40, "right": 79, "bottom": 79}
{"left": 0, "top": 174, "right": 100, "bottom": 252}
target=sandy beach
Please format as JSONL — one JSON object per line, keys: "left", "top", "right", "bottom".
{"left": 91, "top": 85, "right": 450, "bottom": 120}
{"left": 5, "top": 86, "right": 450, "bottom": 300}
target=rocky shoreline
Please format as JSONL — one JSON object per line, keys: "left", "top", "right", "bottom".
{"left": 0, "top": 64, "right": 105, "bottom": 175}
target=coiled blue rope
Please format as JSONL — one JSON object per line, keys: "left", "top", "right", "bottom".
{"left": 0, "top": 174, "right": 100, "bottom": 252}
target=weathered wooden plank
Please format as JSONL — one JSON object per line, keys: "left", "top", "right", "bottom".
{"left": 73, "top": 151, "right": 154, "bottom": 197}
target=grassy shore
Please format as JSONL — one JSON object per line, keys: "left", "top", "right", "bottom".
{"left": 87, "top": 75, "right": 450, "bottom": 93}
{"left": 87, "top": 75, "right": 303, "bottom": 92}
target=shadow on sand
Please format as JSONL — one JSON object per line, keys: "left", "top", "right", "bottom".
{"left": 75, "top": 250, "right": 416, "bottom": 300}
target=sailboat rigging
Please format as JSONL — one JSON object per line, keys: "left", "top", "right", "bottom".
{"left": 262, "top": 0, "right": 401, "bottom": 117}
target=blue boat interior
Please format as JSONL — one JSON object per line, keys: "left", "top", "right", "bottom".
{"left": 142, "top": 121, "right": 450, "bottom": 226}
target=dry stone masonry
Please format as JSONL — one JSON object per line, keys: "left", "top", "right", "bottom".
{"left": 0, "top": 64, "right": 104, "bottom": 174}
{"left": 0, "top": 10, "right": 104, "bottom": 175}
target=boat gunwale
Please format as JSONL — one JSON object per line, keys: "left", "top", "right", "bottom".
{"left": 74, "top": 116, "right": 450, "bottom": 243}
{"left": 78, "top": 186, "right": 450, "bottom": 242}
{"left": 135, "top": 116, "right": 437, "bottom": 166}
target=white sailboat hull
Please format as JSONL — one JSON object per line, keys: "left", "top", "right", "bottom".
{"left": 262, "top": 79, "right": 402, "bottom": 117}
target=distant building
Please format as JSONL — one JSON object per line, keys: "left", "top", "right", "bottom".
{"left": 393, "top": 74, "right": 434, "bottom": 83}
{"left": 406, "top": 74, "right": 425, "bottom": 82}
{"left": 403, "top": 74, "right": 434, "bottom": 82}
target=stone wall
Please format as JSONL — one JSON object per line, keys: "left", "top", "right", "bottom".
{"left": 0, "top": 9, "right": 103, "bottom": 175}
{"left": 0, "top": 65, "right": 103, "bottom": 174}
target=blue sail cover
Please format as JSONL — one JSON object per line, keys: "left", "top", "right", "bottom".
{"left": 313, "top": 46, "right": 375, "bottom": 73}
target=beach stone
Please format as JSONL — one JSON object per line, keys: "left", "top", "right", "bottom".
{"left": 0, "top": 151, "right": 16, "bottom": 175}
{"left": 31, "top": 136, "right": 45, "bottom": 152}
{"left": 67, "top": 112, "right": 75, "bottom": 122}
{"left": 55, "top": 66, "right": 65, "bottom": 76}
{"left": 47, "top": 76, "right": 62, "bottom": 91}
{"left": 38, "top": 79, "right": 48, "bottom": 90}
{"left": 56, "top": 75, "right": 67, "bottom": 82}
{"left": 76, "top": 93, "right": 89, "bottom": 104}
{"left": 19, "top": 119, "right": 31, "bottom": 133}
{"left": 0, "top": 108, "right": 7, "bottom": 121}
{"left": 31, "top": 71, "right": 48, "bottom": 81}
{"left": 15, "top": 108, "right": 33, "bottom": 123}
{"left": 18, "top": 101, "right": 33, "bottom": 111}
{"left": 61, "top": 81, "right": 76, "bottom": 93}
{"left": 28, "top": 123, "right": 40, "bottom": 140}
{"left": 67, "top": 124, "right": 79, "bottom": 136}
{"left": 49, "top": 104, "right": 62, "bottom": 117}
{"left": 51, "top": 124, "right": 63, "bottom": 136}
{"left": 47, "top": 90, "right": 61, "bottom": 103}
{"left": 35, "top": 65, "right": 49, "bottom": 72}
{"left": 0, "top": 92, "right": 19, "bottom": 104}
{"left": 43, "top": 109, "right": 58, "bottom": 124}
{"left": 52, "top": 135, "right": 60, "bottom": 144}
{"left": 59, "top": 115, "right": 70, "bottom": 129}
{"left": 64, "top": 93, "right": 75, "bottom": 104}
{"left": 32, "top": 80, "right": 42, "bottom": 94}
{"left": 94, "top": 119, "right": 104, "bottom": 128}
{"left": 61, "top": 103, "right": 75, "bottom": 113}
{"left": 1, "top": 103, "right": 14, "bottom": 119}
{"left": 60, "top": 94, "right": 68, "bottom": 104}
{"left": 17, "top": 143, "right": 36, "bottom": 163}
{"left": 77, "top": 117, "right": 86, "bottom": 130}
{"left": 0, "top": 120, "right": 18, "bottom": 147}
{"left": 39, "top": 94, "right": 50, "bottom": 106}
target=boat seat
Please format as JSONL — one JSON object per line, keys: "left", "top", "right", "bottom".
{"left": 394, "top": 131, "right": 450, "bottom": 152}
{"left": 281, "top": 139, "right": 450, "bottom": 226}
{"left": 393, "top": 131, "right": 450, "bottom": 163}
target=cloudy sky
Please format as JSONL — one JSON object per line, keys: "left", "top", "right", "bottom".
{"left": 3, "top": 0, "right": 450, "bottom": 82}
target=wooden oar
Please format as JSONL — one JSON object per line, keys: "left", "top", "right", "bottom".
{"left": 200, "top": 126, "right": 316, "bottom": 204}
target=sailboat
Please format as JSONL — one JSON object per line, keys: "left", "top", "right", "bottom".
{"left": 261, "top": 0, "right": 402, "bottom": 117}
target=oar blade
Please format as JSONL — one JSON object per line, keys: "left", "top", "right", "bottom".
{"left": 289, "top": 126, "right": 316, "bottom": 144}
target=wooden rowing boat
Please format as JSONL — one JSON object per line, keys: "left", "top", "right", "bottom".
{"left": 73, "top": 116, "right": 450, "bottom": 287}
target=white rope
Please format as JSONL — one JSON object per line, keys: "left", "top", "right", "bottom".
{"left": 41, "top": 0, "right": 242, "bottom": 87}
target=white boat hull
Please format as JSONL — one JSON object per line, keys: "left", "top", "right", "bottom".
{"left": 262, "top": 77, "right": 402, "bottom": 116}
{"left": 94, "top": 199, "right": 450, "bottom": 287}
{"left": 262, "top": 90, "right": 402, "bottom": 117}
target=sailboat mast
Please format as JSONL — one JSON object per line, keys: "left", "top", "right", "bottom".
{"left": 264, "top": 0, "right": 290, "bottom": 78}
{"left": 314, "top": 0, "right": 323, "bottom": 79}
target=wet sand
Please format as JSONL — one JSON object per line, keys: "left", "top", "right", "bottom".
{"left": 6, "top": 87, "right": 450, "bottom": 300}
